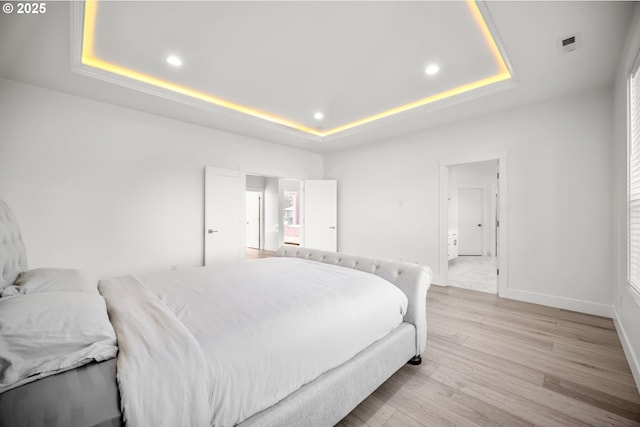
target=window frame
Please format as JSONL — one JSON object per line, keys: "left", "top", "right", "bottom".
{"left": 627, "top": 48, "right": 640, "bottom": 300}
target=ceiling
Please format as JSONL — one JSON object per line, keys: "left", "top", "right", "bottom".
{"left": 0, "top": 1, "right": 634, "bottom": 153}
{"left": 82, "top": 1, "right": 510, "bottom": 136}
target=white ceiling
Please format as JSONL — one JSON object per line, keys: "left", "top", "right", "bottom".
{"left": 0, "top": 1, "right": 634, "bottom": 153}
{"left": 88, "top": 1, "right": 506, "bottom": 133}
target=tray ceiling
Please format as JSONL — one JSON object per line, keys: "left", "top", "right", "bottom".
{"left": 77, "top": 0, "right": 511, "bottom": 139}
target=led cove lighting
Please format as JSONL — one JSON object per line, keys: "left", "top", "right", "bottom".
{"left": 425, "top": 64, "right": 440, "bottom": 76}
{"left": 166, "top": 55, "right": 182, "bottom": 67}
{"left": 314, "top": 112, "right": 324, "bottom": 121}
{"left": 81, "top": 0, "right": 511, "bottom": 138}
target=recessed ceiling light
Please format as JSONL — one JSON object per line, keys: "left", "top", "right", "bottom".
{"left": 166, "top": 55, "right": 182, "bottom": 67}
{"left": 425, "top": 64, "right": 440, "bottom": 76}
{"left": 314, "top": 112, "right": 324, "bottom": 121}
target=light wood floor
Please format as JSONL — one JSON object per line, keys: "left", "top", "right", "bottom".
{"left": 337, "top": 285, "right": 640, "bottom": 427}
{"left": 245, "top": 248, "right": 276, "bottom": 259}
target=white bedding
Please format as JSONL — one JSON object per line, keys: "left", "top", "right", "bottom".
{"left": 100, "top": 257, "right": 408, "bottom": 427}
{"left": 99, "top": 275, "right": 214, "bottom": 427}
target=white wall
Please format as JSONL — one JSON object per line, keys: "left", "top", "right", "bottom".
{"left": 612, "top": 3, "right": 640, "bottom": 392}
{"left": 0, "top": 78, "right": 323, "bottom": 278}
{"left": 246, "top": 175, "right": 266, "bottom": 191}
{"left": 325, "top": 87, "right": 613, "bottom": 316}
{"left": 448, "top": 162, "right": 498, "bottom": 256}
{"left": 281, "top": 179, "right": 302, "bottom": 193}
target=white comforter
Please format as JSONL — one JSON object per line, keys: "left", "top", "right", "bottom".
{"left": 99, "top": 257, "right": 409, "bottom": 427}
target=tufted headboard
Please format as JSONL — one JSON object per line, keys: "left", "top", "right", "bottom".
{"left": 0, "top": 200, "right": 28, "bottom": 289}
{"left": 276, "top": 245, "right": 431, "bottom": 356}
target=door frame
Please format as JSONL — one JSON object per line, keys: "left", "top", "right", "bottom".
{"left": 455, "top": 185, "right": 486, "bottom": 256}
{"left": 438, "top": 151, "right": 508, "bottom": 296}
{"left": 491, "top": 183, "right": 498, "bottom": 257}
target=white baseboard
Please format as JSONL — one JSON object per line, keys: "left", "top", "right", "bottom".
{"left": 613, "top": 307, "right": 640, "bottom": 393}
{"left": 500, "top": 288, "right": 612, "bottom": 318}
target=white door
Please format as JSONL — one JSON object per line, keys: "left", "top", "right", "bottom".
{"left": 303, "top": 180, "right": 337, "bottom": 251}
{"left": 204, "top": 167, "right": 246, "bottom": 265}
{"left": 245, "top": 191, "right": 261, "bottom": 249}
{"left": 458, "top": 187, "right": 483, "bottom": 256}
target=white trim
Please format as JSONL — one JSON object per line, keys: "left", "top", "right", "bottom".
{"left": 439, "top": 151, "right": 508, "bottom": 167}
{"left": 502, "top": 288, "right": 612, "bottom": 318}
{"left": 439, "top": 166, "right": 449, "bottom": 287}
{"left": 438, "top": 152, "right": 507, "bottom": 296}
{"left": 628, "top": 48, "right": 640, "bottom": 296}
{"left": 613, "top": 305, "right": 640, "bottom": 393}
{"left": 475, "top": 1, "right": 516, "bottom": 80}
{"left": 71, "top": 2, "right": 84, "bottom": 69}
{"left": 498, "top": 158, "right": 507, "bottom": 296}
{"left": 490, "top": 183, "right": 498, "bottom": 257}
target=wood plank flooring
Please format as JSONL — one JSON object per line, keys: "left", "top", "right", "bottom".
{"left": 245, "top": 248, "right": 276, "bottom": 259}
{"left": 337, "top": 285, "right": 640, "bottom": 427}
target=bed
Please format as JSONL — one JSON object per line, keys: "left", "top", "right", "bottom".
{"left": 0, "top": 199, "right": 431, "bottom": 427}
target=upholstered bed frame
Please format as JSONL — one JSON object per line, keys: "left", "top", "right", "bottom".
{"left": 238, "top": 246, "right": 430, "bottom": 427}
{"left": 0, "top": 200, "right": 431, "bottom": 427}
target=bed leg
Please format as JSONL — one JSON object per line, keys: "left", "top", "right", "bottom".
{"left": 408, "top": 355, "right": 422, "bottom": 365}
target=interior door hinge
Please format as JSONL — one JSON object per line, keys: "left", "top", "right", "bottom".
{"left": 497, "top": 268, "right": 500, "bottom": 275}
{"left": 497, "top": 172, "right": 500, "bottom": 179}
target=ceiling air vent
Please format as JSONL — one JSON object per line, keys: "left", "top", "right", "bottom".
{"left": 558, "top": 34, "right": 579, "bottom": 54}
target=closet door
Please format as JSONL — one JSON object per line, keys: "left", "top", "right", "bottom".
{"left": 204, "top": 167, "right": 246, "bottom": 265}
{"left": 458, "top": 187, "right": 483, "bottom": 256}
{"left": 303, "top": 180, "right": 337, "bottom": 251}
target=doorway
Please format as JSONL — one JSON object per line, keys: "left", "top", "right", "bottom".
{"left": 439, "top": 153, "right": 507, "bottom": 295}
{"left": 281, "top": 180, "right": 302, "bottom": 246}
{"left": 205, "top": 169, "right": 338, "bottom": 263}
{"left": 244, "top": 175, "right": 304, "bottom": 254}
{"left": 245, "top": 174, "right": 279, "bottom": 256}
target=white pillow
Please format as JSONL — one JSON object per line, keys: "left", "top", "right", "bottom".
{"left": 0, "top": 292, "right": 118, "bottom": 393}
{"left": 2, "top": 268, "right": 98, "bottom": 297}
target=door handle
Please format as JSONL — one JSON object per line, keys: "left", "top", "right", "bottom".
{"left": 329, "top": 226, "right": 336, "bottom": 230}
{"left": 477, "top": 224, "right": 482, "bottom": 227}
{"left": 208, "top": 229, "right": 219, "bottom": 234}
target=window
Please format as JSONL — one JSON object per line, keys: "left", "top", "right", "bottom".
{"left": 628, "top": 52, "right": 640, "bottom": 294}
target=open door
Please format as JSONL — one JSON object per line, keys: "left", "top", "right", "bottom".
{"left": 303, "top": 180, "right": 337, "bottom": 251}
{"left": 204, "top": 167, "right": 246, "bottom": 265}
